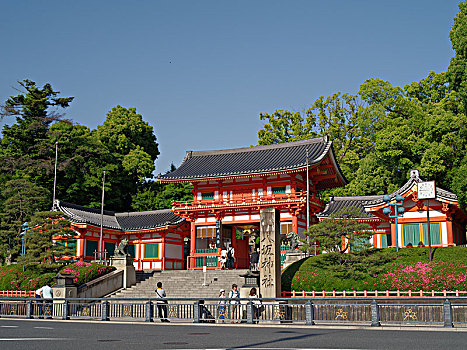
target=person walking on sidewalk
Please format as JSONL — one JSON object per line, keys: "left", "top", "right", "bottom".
{"left": 217, "top": 289, "right": 227, "bottom": 323}
{"left": 37, "top": 283, "right": 53, "bottom": 319}
{"left": 155, "top": 282, "right": 169, "bottom": 322}
{"left": 229, "top": 283, "right": 240, "bottom": 323}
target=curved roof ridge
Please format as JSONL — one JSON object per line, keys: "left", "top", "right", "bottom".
{"left": 159, "top": 137, "right": 342, "bottom": 183}
{"left": 115, "top": 208, "right": 173, "bottom": 217}
{"left": 187, "top": 137, "right": 328, "bottom": 157}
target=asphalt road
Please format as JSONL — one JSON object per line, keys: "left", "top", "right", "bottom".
{"left": 0, "top": 318, "right": 466, "bottom": 350}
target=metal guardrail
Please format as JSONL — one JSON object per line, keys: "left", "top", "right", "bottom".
{"left": 0, "top": 297, "right": 466, "bottom": 327}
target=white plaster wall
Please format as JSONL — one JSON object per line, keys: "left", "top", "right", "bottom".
{"left": 280, "top": 212, "right": 292, "bottom": 219}
{"left": 235, "top": 215, "right": 249, "bottom": 221}
{"left": 403, "top": 210, "right": 443, "bottom": 218}
{"left": 441, "top": 221, "right": 448, "bottom": 246}
{"left": 250, "top": 214, "right": 260, "bottom": 221}
{"left": 153, "top": 261, "right": 162, "bottom": 269}
{"left": 165, "top": 244, "right": 182, "bottom": 259}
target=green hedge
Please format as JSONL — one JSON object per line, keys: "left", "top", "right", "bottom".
{"left": 282, "top": 247, "right": 467, "bottom": 292}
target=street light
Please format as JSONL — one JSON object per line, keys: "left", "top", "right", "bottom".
{"left": 20, "top": 222, "right": 30, "bottom": 272}
{"left": 382, "top": 194, "right": 405, "bottom": 252}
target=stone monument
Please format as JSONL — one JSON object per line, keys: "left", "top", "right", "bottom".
{"left": 110, "top": 237, "right": 136, "bottom": 289}
{"left": 259, "top": 208, "right": 281, "bottom": 298}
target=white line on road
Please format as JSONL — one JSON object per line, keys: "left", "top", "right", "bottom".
{"left": 33, "top": 327, "right": 54, "bottom": 329}
{"left": 0, "top": 326, "right": 18, "bottom": 328}
{"left": 0, "top": 338, "right": 69, "bottom": 341}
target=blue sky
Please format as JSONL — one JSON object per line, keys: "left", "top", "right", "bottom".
{"left": 0, "top": 0, "right": 461, "bottom": 174}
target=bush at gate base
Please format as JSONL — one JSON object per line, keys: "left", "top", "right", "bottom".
{"left": 282, "top": 247, "right": 467, "bottom": 292}
{"left": 0, "top": 261, "right": 115, "bottom": 291}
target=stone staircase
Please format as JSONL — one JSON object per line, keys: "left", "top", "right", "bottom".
{"left": 111, "top": 269, "right": 249, "bottom": 300}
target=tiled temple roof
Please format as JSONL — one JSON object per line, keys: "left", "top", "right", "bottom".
{"left": 318, "top": 170, "right": 459, "bottom": 219}
{"left": 317, "top": 195, "right": 381, "bottom": 219}
{"left": 158, "top": 137, "right": 346, "bottom": 185}
{"left": 55, "top": 200, "right": 184, "bottom": 231}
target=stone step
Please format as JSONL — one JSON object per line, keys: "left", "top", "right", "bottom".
{"left": 110, "top": 269, "right": 249, "bottom": 299}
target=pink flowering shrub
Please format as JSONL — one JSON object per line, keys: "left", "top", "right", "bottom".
{"left": 0, "top": 265, "right": 55, "bottom": 291}
{"left": 373, "top": 261, "right": 467, "bottom": 291}
{"left": 0, "top": 261, "right": 115, "bottom": 291}
{"left": 60, "top": 261, "right": 115, "bottom": 286}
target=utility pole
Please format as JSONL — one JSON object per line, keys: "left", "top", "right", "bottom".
{"left": 99, "top": 171, "right": 106, "bottom": 263}
{"left": 306, "top": 149, "right": 310, "bottom": 256}
{"left": 52, "top": 142, "right": 58, "bottom": 210}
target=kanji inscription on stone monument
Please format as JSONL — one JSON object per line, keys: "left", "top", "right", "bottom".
{"left": 259, "top": 208, "right": 281, "bottom": 298}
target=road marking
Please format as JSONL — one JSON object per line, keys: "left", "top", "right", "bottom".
{"left": 0, "top": 326, "right": 18, "bottom": 328}
{"left": 0, "top": 338, "right": 69, "bottom": 341}
{"left": 34, "top": 327, "right": 54, "bottom": 329}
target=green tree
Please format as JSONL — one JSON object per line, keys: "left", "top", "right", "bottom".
{"left": 447, "top": 1, "right": 467, "bottom": 113}
{"left": 17, "top": 211, "right": 74, "bottom": 271}
{"left": 46, "top": 120, "right": 111, "bottom": 208}
{"left": 132, "top": 165, "right": 194, "bottom": 211}
{"left": 0, "top": 179, "right": 50, "bottom": 264}
{"left": 96, "top": 105, "right": 160, "bottom": 211}
{"left": 301, "top": 207, "right": 372, "bottom": 265}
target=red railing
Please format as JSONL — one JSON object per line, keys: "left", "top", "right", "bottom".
{"left": 173, "top": 192, "right": 324, "bottom": 210}
{"left": 0, "top": 290, "right": 35, "bottom": 297}
{"left": 281, "top": 290, "right": 467, "bottom": 298}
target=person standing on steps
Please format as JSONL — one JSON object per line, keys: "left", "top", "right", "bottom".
{"left": 155, "top": 282, "right": 169, "bottom": 322}
{"left": 227, "top": 244, "right": 235, "bottom": 269}
{"left": 220, "top": 245, "right": 227, "bottom": 269}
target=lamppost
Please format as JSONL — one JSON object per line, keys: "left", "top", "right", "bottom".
{"left": 382, "top": 194, "right": 405, "bottom": 252}
{"left": 20, "top": 222, "right": 30, "bottom": 272}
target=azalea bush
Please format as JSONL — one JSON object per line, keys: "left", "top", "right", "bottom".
{"left": 0, "top": 264, "right": 56, "bottom": 291}
{"left": 59, "top": 261, "right": 115, "bottom": 286}
{"left": 283, "top": 247, "right": 467, "bottom": 292}
{"left": 373, "top": 261, "right": 467, "bottom": 291}
{"left": 0, "top": 261, "right": 115, "bottom": 291}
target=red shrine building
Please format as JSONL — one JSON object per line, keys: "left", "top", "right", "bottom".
{"left": 55, "top": 200, "right": 189, "bottom": 271}
{"left": 317, "top": 169, "right": 467, "bottom": 249}
{"left": 55, "top": 139, "right": 466, "bottom": 271}
{"left": 158, "top": 137, "right": 347, "bottom": 269}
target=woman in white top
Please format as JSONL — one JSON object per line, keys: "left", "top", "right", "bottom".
{"left": 219, "top": 246, "right": 227, "bottom": 269}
